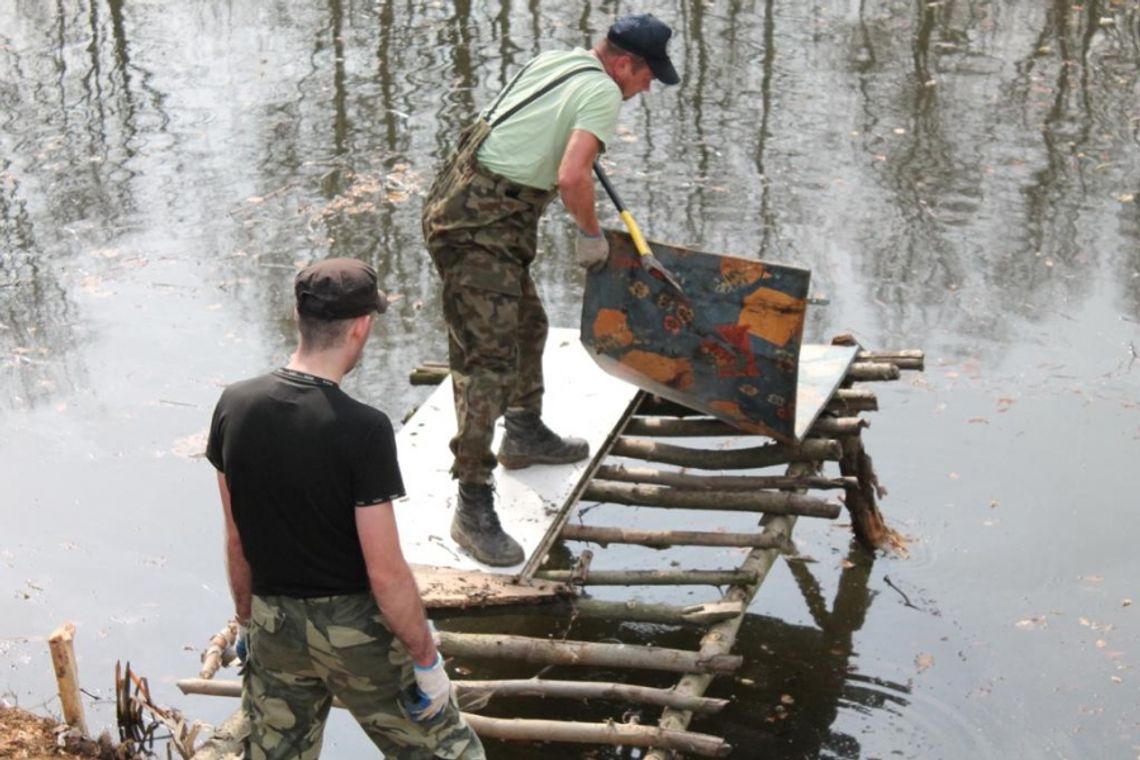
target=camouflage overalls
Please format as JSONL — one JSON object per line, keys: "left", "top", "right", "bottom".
{"left": 421, "top": 64, "right": 598, "bottom": 485}
{"left": 244, "top": 593, "right": 483, "bottom": 759}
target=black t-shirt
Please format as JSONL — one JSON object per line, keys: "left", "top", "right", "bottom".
{"left": 206, "top": 368, "right": 406, "bottom": 597}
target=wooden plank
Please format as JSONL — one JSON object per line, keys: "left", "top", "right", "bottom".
{"left": 411, "top": 565, "right": 570, "bottom": 608}
{"left": 394, "top": 328, "right": 638, "bottom": 573}
{"left": 534, "top": 569, "right": 759, "bottom": 587}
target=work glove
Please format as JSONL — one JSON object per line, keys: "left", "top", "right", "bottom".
{"left": 235, "top": 622, "right": 248, "bottom": 663}
{"left": 409, "top": 652, "right": 451, "bottom": 722}
{"left": 575, "top": 228, "right": 609, "bottom": 272}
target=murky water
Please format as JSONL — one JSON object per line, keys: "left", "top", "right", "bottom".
{"left": 2, "top": 1, "right": 1138, "bottom": 757}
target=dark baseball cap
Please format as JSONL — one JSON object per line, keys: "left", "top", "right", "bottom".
{"left": 294, "top": 258, "right": 388, "bottom": 319}
{"left": 607, "top": 13, "right": 680, "bottom": 86}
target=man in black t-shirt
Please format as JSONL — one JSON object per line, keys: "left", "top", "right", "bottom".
{"left": 207, "top": 258, "right": 483, "bottom": 759}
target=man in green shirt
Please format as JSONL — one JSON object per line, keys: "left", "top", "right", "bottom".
{"left": 422, "top": 14, "right": 680, "bottom": 566}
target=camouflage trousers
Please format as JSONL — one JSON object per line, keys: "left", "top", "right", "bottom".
{"left": 422, "top": 120, "right": 559, "bottom": 485}
{"left": 243, "top": 593, "right": 483, "bottom": 760}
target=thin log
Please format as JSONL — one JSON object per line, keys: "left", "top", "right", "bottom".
{"left": 624, "top": 417, "right": 750, "bottom": 437}
{"left": 593, "top": 464, "right": 855, "bottom": 492}
{"left": 634, "top": 396, "right": 706, "bottom": 417}
{"left": 571, "top": 598, "right": 745, "bottom": 626}
{"left": 534, "top": 569, "right": 759, "bottom": 587}
{"left": 409, "top": 362, "right": 449, "bottom": 386}
{"left": 560, "top": 523, "right": 790, "bottom": 550}
{"left": 845, "top": 362, "right": 901, "bottom": 382}
{"left": 808, "top": 416, "right": 870, "bottom": 437}
{"left": 463, "top": 714, "right": 731, "bottom": 758}
{"left": 436, "top": 632, "right": 742, "bottom": 675}
{"left": 582, "top": 480, "right": 841, "bottom": 519}
{"left": 176, "top": 677, "right": 728, "bottom": 715}
{"left": 826, "top": 389, "right": 879, "bottom": 413}
{"left": 188, "top": 708, "right": 247, "bottom": 760}
{"left": 47, "top": 623, "right": 88, "bottom": 737}
{"left": 198, "top": 620, "right": 238, "bottom": 679}
{"left": 856, "top": 350, "right": 924, "bottom": 370}
{"left": 838, "top": 433, "right": 892, "bottom": 551}
{"left": 610, "top": 437, "right": 841, "bottom": 470}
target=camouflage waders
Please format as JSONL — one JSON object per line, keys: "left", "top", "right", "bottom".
{"left": 422, "top": 62, "right": 600, "bottom": 485}
{"left": 243, "top": 593, "right": 483, "bottom": 760}
{"left": 421, "top": 118, "right": 557, "bottom": 485}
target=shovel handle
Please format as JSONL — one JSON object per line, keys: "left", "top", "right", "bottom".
{"left": 593, "top": 161, "right": 652, "bottom": 257}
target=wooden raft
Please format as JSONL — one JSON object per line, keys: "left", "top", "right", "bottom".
{"left": 181, "top": 341, "right": 921, "bottom": 759}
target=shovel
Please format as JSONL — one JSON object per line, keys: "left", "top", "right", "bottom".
{"left": 593, "top": 160, "right": 684, "bottom": 293}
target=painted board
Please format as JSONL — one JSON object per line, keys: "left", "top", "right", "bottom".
{"left": 394, "top": 328, "right": 638, "bottom": 573}
{"left": 581, "top": 231, "right": 812, "bottom": 443}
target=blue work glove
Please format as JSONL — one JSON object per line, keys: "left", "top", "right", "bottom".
{"left": 409, "top": 652, "right": 451, "bottom": 722}
{"left": 235, "top": 622, "right": 248, "bottom": 663}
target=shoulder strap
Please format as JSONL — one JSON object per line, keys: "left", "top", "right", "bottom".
{"left": 486, "top": 65, "right": 605, "bottom": 129}
{"left": 483, "top": 59, "right": 539, "bottom": 124}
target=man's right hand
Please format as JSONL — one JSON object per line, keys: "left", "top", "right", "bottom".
{"left": 575, "top": 228, "right": 609, "bottom": 272}
{"left": 410, "top": 652, "right": 451, "bottom": 721}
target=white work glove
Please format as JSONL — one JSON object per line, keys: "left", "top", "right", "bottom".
{"left": 575, "top": 228, "right": 609, "bottom": 272}
{"left": 410, "top": 652, "right": 451, "bottom": 722}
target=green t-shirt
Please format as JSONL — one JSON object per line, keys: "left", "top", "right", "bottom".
{"left": 477, "top": 49, "right": 622, "bottom": 191}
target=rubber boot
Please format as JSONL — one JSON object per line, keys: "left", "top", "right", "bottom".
{"left": 450, "top": 483, "right": 524, "bottom": 567}
{"left": 496, "top": 410, "right": 590, "bottom": 470}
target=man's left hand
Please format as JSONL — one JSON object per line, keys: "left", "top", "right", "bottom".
{"left": 575, "top": 228, "right": 609, "bottom": 271}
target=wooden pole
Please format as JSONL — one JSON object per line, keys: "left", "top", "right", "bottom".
{"left": 436, "top": 632, "right": 742, "bottom": 675}
{"left": 463, "top": 714, "right": 731, "bottom": 758}
{"left": 807, "top": 416, "right": 870, "bottom": 437}
{"left": 47, "top": 623, "right": 88, "bottom": 737}
{"left": 560, "top": 523, "right": 791, "bottom": 550}
{"left": 582, "top": 480, "right": 841, "bottom": 519}
{"left": 610, "top": 437, "right": 841, "bottom": 469}
{"left": 571, "top": 598, "right": 745, "bottom": 626}
{"left": 534, "top": 569, "right": 759, "bottom": 587}
{"left": 846, "top": 362, "right": 901, "bottom": 382}
{"left": 837, "top": 433, "right": 893, "bottom": 551}
{"left": 593, "top": 464, "right": 855, "bottom": 492}
{"left": 856, "top": 350, "right": 924, "bottom": 370}
{"left": 176, "top": 677, "right": 728, "bottom": 714}
{"left": 409, "top": 362, "right": 449, "bottom": 386}
{"left": 826, "top": 388, "right": 879, "bottom": 413}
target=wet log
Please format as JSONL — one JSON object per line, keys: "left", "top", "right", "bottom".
{"left": 610, "top": 437, "right": 841, "bottom": 470}
{"left": 838, "top": 433, "right": 893, "bottom": 551}
{"left": 807, "top": 416, "right": 869, "bottom": 436}
{"left": 455, "top": 679, "right": 728, "bottom": 714}
{"left": 180, "top": 693, "right": 729, "bottom": 758}
{"left": 463, "top": 715, "right": 731, "bottom": 758}
{"left": 582, "top": 480, "right": 841, "bottom": 519}
{"left": 560, "top": 523, "right": 790, "bottom": 550}
{"left": 845, "top": 362, "right": 901, "bottom": 382}
{"left": 826, "top": 388, "right": 879, "bottom": 413}
{"left": 599, "top": 467, "right": 854, "bottom": 492}
{"left": 48, "top": 623, "right": 88, "bottom": 737}
{"left": 593, "top": 464, "right": 855, "bottom": 492}
{"left": 856, "top": 350, "right": 924, "bottom": 370}
{"left": 176, "top": 677, "right": 728, "bottom": 715}
{"left": 409, "top": 361, "right": 449, "bottom": 386}
{"left": 571, "top": 598, "right": 745, "bottom": 626}
{"left": 534, "top": 569, "right": 759, "bottom": 587}
{"left": 436, "top": 632, "right": 742, "bottom": 675}
{"left": 198, "top": 620, "right": 238, "bottom": 679}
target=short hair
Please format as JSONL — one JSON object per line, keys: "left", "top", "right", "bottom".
{"left": 598, "top": 38, "right": 648, "bottom": 71}
{"left": 297, "top": 311, "right": 356, "bottom": 352}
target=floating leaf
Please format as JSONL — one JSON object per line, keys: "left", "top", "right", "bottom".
{"left": 915, "top": 653, "right": 934, "bottom": 672}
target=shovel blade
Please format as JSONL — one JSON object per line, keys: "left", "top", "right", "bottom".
{"left": 582, "top": 230, "right": 812, "bottom": 442}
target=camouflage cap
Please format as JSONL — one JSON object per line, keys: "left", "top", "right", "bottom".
{"left": 295, "top": 258, "right": 389, "bottom": 319}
